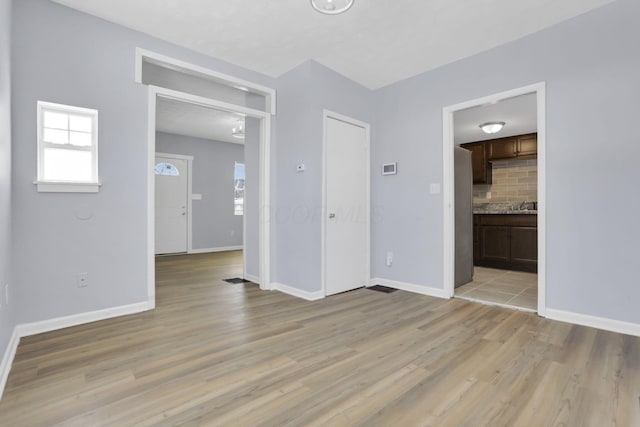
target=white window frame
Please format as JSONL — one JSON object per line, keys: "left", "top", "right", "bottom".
{"left": 36, "top": 101, "right": 101, "bottom": 193}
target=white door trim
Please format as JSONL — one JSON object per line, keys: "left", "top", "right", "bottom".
{"left": 321, "top": 110, "right": 371, "bottom": 297}
{"left": 135, "top": 48, "right": 276, "bottom": 114}
{"left": 147, "top": 85, "right": 272, "bottom": 307}
{"left": 155, "top": 152, "right": 194, "bottom": 253}
{"left": 442, "top": 82, "right": 547, "bottom": 316}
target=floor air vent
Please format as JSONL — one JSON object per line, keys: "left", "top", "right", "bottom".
{"left": 367, "top": 285, "right": 398, "bottom": 294}
{"left": 224, "top": 278, "right": 252, "bottom": 284}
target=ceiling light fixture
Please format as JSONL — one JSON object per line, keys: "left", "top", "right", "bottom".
{"left": 232, "top": 120, "right": 245, "bottom": 139}
{"left": 310, "top": 0, "right": 354, "bottom": 15}
{"left": 479, "top": 121, "right": 506, "bottom": 134}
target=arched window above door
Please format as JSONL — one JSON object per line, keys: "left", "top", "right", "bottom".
{"left": 154, "top": 162, "right": 180, "bottom": 176}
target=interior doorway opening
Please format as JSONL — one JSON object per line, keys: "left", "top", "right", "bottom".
{"left": 146, "top": 87, "right": 271, "bottom": 308}
{"left": 443, "top": 83, "right": 546, "bottom": 315}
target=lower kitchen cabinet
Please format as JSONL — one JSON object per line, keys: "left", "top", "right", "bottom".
{"left": 474, "top": 214, "right": 537, "bottom": 273}
{"left": 480, "top": 226, "right": 510, "bottom": 262}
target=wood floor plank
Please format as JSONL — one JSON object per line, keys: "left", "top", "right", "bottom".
{"left": 0, "top": 251, "right": 638, "bottom": 426}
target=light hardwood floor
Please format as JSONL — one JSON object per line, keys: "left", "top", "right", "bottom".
{"left": 0, "top": 251, "right": 638, "bottom": 426}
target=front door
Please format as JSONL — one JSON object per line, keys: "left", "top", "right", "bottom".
{"left": 155, "top": 155, "right": 188, "bottom": 254}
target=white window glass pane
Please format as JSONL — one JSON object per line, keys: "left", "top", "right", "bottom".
{"left": 43, "top": 128, "right": 69, "bottom": 145}
{"left": 234, "top": 198, "right": 244, "bottom": 216}
{"left": 43, "top": 111, "right": 68, "bottom": 129}
{"left": 44, "top": 148, "right": 93, "bottom": 182}
{"left": 69, "top": 115, "right": 92, "bottom": 132}
{"left": 69, "top": 131, "right": 92, "bottom": 147}
{"left": 234, "top": 162, "right": 245, "bottom": 180}
{"left": 234, "top": 162, "right": 244, "bottom": 215}
{"left": 154, "top": 162, "right": 179, "bottom": 176}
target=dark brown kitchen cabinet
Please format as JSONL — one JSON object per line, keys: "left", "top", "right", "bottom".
{"left": 516, "top": 134, "right": 537, "bottom": 157}
{"left": 488, "top": 137, "right": 517, "bottom": 160}
{"left": 461, "top": 133, "right": 537, "bottom": 185}
{"left": 510, "top": 227, "right": 538, "bottom": 265}
{"left": 488, "top": 133, "right": 537, "bottom": 161}
{"left": 461, "top": 142, "right": 492, "bottom": 184}
{"left": 474, "top": 214, "right": 537, "bottom": 272}
{"left": 480, "top": 226, "right": 510, "bottom": 262}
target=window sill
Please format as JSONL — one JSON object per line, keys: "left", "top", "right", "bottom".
{"left": 34, "top": 181, "right": 101, "bottom": 193}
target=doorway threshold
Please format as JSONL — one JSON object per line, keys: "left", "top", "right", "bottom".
{"left": 454, "top": 294, "right": 536, "bottom": 314}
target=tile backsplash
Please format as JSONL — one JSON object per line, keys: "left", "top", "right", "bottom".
{"left": 473, "top": 159, "right": 537, "bottom": 203}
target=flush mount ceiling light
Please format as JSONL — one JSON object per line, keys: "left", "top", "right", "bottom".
{"left": 232, "top": 120, "right": 245, "bottom": 139}
{"left": 310, "top": 0, "right": 354, "bottom": 15}
{"left": 479, "top": 121, "right": 506, "bottom": 134}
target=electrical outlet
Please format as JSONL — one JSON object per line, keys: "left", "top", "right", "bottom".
{"left": 77, "top": 273, "right": 88, "bottom": 288}
{"left": 386, "top": 251, "right": 393, "bottom": 267}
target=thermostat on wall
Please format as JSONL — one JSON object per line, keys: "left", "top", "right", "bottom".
{"left": 382, "top": 163, "right": 397, "bottom": 175}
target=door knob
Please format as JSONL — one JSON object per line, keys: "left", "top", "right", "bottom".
{"left": 329, "top": 213, "right": 336, "bottom": 219}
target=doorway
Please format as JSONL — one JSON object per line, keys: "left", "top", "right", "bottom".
{"left": 322, "top": 111, "right": 371, "bottom": 296}
{"left": 442, "top": 83, "right": 546, "bottom": 315}
{"left": 146, "top": 89, "right": 271, "bottom": 307}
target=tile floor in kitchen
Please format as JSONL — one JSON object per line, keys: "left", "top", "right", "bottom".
{"left": 455, "top": 267, "right": 537, "bottom": 311}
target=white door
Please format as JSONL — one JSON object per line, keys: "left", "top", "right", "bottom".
{"left": 325, "top": 115, "right": 370, "bottom": 296}
{"left": 155, "top": 156, "right": 188, "bottom": 254}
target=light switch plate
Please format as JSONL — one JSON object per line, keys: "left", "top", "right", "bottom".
{"left": 430, "top": 183, "right": 441, "bottom": 194}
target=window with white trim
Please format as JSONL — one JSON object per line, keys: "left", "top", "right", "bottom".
{"left": 234, "top": 162, "right": 245, "bottom": 216}
{"left": 37, "top": 101, "right": 100, "bottom": 192}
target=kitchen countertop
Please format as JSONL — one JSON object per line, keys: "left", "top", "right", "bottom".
{"left": 473, "top": 210, "right": 537, "bottom": 215}
{"left": 473, "top": 202, "right": 537, "bottom": 215}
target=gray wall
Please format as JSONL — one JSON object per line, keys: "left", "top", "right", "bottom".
{"left": 11, "top": 0, "right": 276, "bottom": 324}
{"left": 274, "top": 61, "right": 374, "bottom": 292}
{"left": 155, "top": 132, "right": 244, "bottom": 250}
{"left": 372, "top": 0, "right": 640, "bottom": 324}
{"left": 0, "top": 0, "right": 14, "bottom": 362}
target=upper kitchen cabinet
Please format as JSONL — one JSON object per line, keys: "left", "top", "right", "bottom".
{"left": 488, "top": 133, "right": 537, "bottom": 161}
{"left": 516, "top": 133, "right": 538, "bottom": 157}
{"left": 463, "top": 142, "right": 492, "bottom": 184}
{"left": 488, "top": 137, "right": 517, "bottom": 160}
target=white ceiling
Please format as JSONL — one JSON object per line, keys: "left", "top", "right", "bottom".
{"left": 51, "top": 0, "right": 614, "bottom": 89}
{"left": 454, "top": 92, "right": 537, "bottom": 145}
{"left": 156, "top": 97, "right": 244, "bottom": 144}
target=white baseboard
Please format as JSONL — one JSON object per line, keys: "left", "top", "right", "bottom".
{"left": 272, "top": 283, "right": 325, "bottom": 301}
{"left": 16, "top": 301, "right": 153, "bottom": 338}
{"left": 244, "top": 274, "right": 260, "bottom": 284}
{"left": 545, "top": 308, "right": 640, "bottom": 337}
{"left": 0, "top": 300, "right": 155, "bottom": 400}
{"left": 188, "top": 246, "right": 243, "bottom": 254}
{"left": 370, "top": 277, "right": 450, "bottom": 299}
{"left": 0, "top": 328, "right": 20, "bottom": 400}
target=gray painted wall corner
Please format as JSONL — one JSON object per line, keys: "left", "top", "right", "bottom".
{"left": 273, "top": 61, "right": 374, "bottom": 293}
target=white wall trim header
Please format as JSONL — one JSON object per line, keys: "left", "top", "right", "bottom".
{"left": 135, "top": 47, "right": 276, "bottom": 114}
